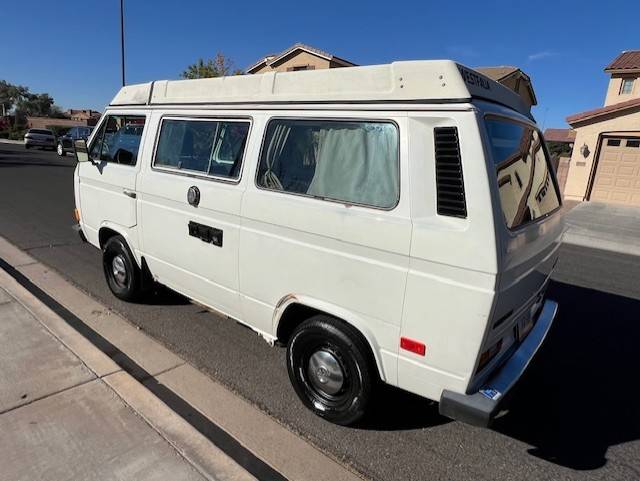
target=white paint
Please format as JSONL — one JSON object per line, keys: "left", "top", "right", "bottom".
{"left": 75, "top": 90, "right": 563, "bottom": 405}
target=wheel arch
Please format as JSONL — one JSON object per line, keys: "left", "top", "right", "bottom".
{"left": 274, "top": 294, "right": 388, "bottom": 382}
{"left": 98, "top": 223, "right": 141, "bottom": 267}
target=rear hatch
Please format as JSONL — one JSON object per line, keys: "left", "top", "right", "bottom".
{"left": 472, "top": 115, "right": 564, "bottom": 386}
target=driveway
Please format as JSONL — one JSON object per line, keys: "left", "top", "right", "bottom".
{"left": 564, "top": 201, "right": 640, "bottom": 256}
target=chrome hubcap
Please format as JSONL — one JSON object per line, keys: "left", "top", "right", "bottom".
{"left": 57, "top": 144, "right": 63, "bottom": 155}
{"left": 307, "top": 349, "right": 344, "bottom": 396}
{"left": 111, "top": 255, "right": 127, "bottom": 286}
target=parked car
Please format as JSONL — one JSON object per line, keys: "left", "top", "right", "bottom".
{"left": 72, "top": 61, "right": 564, "bottom": 427}
{"left": 24, "top": 128, "right": 56, "bottom": 150}
{"left": 57, "top": 126, "right": 93, "bottom": 156}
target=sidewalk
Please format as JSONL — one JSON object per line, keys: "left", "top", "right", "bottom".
{"left": 0, "top": 269, "right": 255, "bottom": 481}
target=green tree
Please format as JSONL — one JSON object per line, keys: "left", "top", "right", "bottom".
{"left": 0, "top": 80, "right": 67, "bottom": 122}
{"left": 180, "top": 53, "right": 243, "bottom": 79}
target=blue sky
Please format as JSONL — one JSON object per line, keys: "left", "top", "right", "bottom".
{"left": 1, "top": 0, "right": 637, "bottom": 128}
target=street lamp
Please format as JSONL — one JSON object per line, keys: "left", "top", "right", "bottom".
{"left": 120, "top": 0, "right": 126, "bottom": 86}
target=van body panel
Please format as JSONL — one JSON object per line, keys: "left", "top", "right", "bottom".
{"left": 135, "top": 111, "right": 247, "bottom": 320}
{"left": 76, "top": 110, "right": 149, "bottom": 244}
{"left": 239, "top": 112, "right": 412, "bottom": 377}
{"left": 75, "top": 87, "right": 561, "bottom": 427}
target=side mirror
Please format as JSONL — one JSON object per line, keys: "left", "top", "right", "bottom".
{"left": 74, "top": 139, "right": 89, "bottom": 162}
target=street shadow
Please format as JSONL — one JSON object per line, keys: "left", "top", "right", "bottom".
{"left": 0, "top": 161, "right": 74, "bottom": 168}
{"left": 358, "top": 383, "right": 450, "bottom": 431}
{"left": 142, "top": 284, "right": 191, "bottom": 306}
{"left": 493, "top": 280, "right": 640, "bottom": 470}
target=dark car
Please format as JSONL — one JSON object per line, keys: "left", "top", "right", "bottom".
{"left": 57, "top": 126, "right": 94, "bottom": 156}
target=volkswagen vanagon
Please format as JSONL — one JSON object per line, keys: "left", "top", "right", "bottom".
{"left": 73, "top": 61, "right": 563, "bottom": 426}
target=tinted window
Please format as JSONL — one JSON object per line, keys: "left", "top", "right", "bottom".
{"left": 154, "top": 118, "right": 250, "bottom": 180}
{"left": 256, "top": 119, "right": 399, "bottom": 209}
{"left": 29, "top": 129, "right": 53, "bottom": 135}
{"left": 486, "top": 118, "right": 560, "bottom": 229}
{"left": 89, "top": 115, "right": 146, "bottom": 165}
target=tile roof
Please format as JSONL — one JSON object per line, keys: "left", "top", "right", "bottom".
{"left": 566, "top": 97, "right": 640, "bottom": 125}
{"left": 475, "top": 66, "right": 520, "bottom": 81}
{"left": 246, "top": 43, "right": 356, "bottom": 73}
{"left": 605, "top": 50, "right": 640, "bottom": 71}
{"left": 544, "top": 128, "right": 576, "bottom": 143}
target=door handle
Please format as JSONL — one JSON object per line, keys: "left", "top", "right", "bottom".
{"left": 123, "top": 189, "right": 137, "bottom": 199}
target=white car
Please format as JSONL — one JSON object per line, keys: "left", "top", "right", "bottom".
{"left": 73, "top": 61, "right": 563, "bottom": 426}
{"left": 24, "top": 128, "right": 56, "bottom": 150}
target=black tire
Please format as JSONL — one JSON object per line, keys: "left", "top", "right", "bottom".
{"left": 102, "top": 235, "right": 143, "bottom": 302}
{"left": 287, "top": 315, "right": 376, "bottom": 425}
{"left": 25, "top": 144, "right": 30, "bottom": 149}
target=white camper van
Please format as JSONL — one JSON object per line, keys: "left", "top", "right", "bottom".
{"left": 73, "top": 61, "right": 563, "bottom": 426}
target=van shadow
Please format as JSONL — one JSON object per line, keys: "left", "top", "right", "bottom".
{"left": 143, "top": 284, "right": 191, "bottom": 306}
{"left": 492, "top": 280, "right": 640, "bottom": 470}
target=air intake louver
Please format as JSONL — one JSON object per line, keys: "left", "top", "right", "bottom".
{"left": 434, "top": 127, "right": 467, "bottom": 218}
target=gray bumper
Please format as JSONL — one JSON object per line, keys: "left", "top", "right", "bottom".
{"left": 439, "top": 299, "right": 558, "bottom": 427}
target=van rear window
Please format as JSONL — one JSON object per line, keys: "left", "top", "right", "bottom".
{"left": 486, "top": 118, "right": 560, "bottom": 229}
{"left": 256, "top": 119, "right": 399, "bottom": 209}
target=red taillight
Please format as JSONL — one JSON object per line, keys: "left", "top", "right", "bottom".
{"left": 476, "top": 339, "right": 503, "bottom": 373}
{"left": 400, "top": 337, "right": 426, "bottom": 356}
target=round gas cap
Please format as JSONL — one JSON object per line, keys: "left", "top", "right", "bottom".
{"left": 187, "top": 186, "right": 200, "bottom": 206}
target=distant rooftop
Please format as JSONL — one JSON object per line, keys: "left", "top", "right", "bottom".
{"left": 566, "top": 97, "right": 640, "bottom": 125}
{"left": 475, "top": 66, "right": 520, "bottom": 81}
{"left": 605, "top": 50, "right": 640, "bottom": 72}
{"left": 246, "top": 42, "right": 357, "bottom": 73}
{"left": 544, "top": 128, "right": 576, "bottom": 143}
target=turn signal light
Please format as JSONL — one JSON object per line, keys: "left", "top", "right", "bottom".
{"left": 476, "top": 339, "right": 503, "bottom": 373}
{"left": 73, "top": 208, "right": 80, "bottom": 222}
{"left": 400, "top": 337, "right": 426, "bottom": 356}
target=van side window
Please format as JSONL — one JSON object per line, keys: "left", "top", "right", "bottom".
{"left": 256, "top": 119, "right": 399, "bottom": 209}
{"left": 154, "top": 118, "right": 250, "bottom": 180}
{"left": 89, "top": 115, "right": 146, "bottom": 165}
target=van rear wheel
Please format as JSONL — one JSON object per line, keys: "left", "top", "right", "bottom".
{"left": 102, "top": 235, "right": 142, "bottom": 302}
{"left": 286, "top": 315, "right": 375, "bottom": 425}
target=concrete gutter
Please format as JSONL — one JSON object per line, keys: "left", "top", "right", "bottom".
{"left": 0, "top": 139, "right": 24, "bottom": 145}
{"left": 0, "top": 235, "right": 366, "bottom": 481}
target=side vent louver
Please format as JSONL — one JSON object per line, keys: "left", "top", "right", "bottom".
{"left": 434, "top": 127, "right": 467, "bottom": 218}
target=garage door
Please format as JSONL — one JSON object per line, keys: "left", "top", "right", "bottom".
{"left": 591, "top": 136, "right": 640, "bottom": 205}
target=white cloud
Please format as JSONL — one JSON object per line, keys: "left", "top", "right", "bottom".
{"left": 528, "top": 51, "right": 557, "bottom": 61}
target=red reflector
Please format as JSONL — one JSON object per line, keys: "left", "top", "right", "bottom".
{"left": 400, "top": 337, "right": 426, "bottom": 356}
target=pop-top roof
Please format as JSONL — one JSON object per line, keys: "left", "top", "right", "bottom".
{"left": 110, "top": 60, "right": 530, "bottom": 117}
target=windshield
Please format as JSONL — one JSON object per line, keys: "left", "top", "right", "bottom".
{"left": 486, "top": 117, "right": 561, "bottom": 229}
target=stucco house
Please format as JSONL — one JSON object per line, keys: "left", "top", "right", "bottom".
{"left": 245, "top": 43, "right": 357, "bottom": 74}
{"left": 475, "top": 66, "right": 537, "bottom": 110}
{"left": 246, "top": 44, "right": 537, "bottom": 112}
{"left": 564, "top": 50, "right": 640, "bottom": 206}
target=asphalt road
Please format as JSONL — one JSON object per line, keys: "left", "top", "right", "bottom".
{"left": 1, "top": 142, "right": 639, "bottom": 481}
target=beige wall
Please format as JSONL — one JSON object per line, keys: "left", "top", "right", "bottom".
{"left": 500, "top": 75, "right": 535, "bottom": 109}
{"left": 564, "top": 109, "right": 640, "bottom": 200}
{"left": 604, "top": 73, "right": 640, "bottom": 106}
{"left": 253, "top": 51, "right": 332, "bottom": 73}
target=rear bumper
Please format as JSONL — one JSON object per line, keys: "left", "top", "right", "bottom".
{"left": 439, "top": 299, "right": 558, "bottom": 427}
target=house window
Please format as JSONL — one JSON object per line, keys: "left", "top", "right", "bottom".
{"left": 620, "top": 78, "right": 634, "bottom": 95}
{"left": 607, "top": 139, "right": 621, "bottom": 146}
{"left": 286, "top": 65, "right": 315, "bottom": 72}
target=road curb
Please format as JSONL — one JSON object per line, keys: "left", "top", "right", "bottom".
{"left": 0, "top": 234, "right": 366, "bottom": 481}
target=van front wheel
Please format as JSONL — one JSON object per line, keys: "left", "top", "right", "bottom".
{"left": 286, "top": 315, "right": 375, "bottom": 425}
{"left": 102, "top": 235, "right": 142, "bottom": 302}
